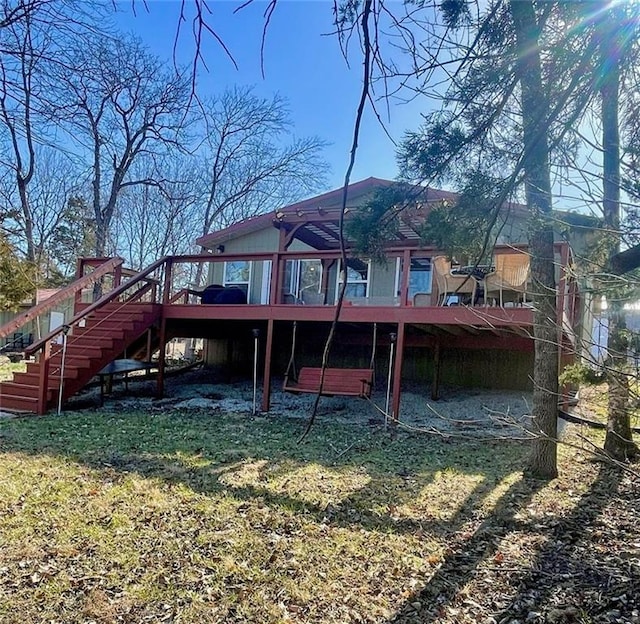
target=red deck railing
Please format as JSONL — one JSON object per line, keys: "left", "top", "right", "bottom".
{"left": 0, "top": 242, "right": 578, "bottom": 415}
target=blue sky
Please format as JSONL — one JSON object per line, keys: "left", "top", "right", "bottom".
{"left": 113, "top": 0, "right": 428, "bottom": 190}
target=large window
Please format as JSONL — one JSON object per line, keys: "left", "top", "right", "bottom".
{"left": 337, "top": 259, "right": 370, "bottom": 301}
{"left": 224, "top": 261, "right": 251, "bottom": 299}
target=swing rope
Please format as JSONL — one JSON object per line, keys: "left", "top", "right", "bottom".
{"left": 369, "top": 322, "right": 377, "bottom": 384}
{"left": 284, "top": 321, "right": 298, "bottom": 383}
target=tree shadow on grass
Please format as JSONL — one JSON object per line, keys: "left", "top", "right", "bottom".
{"left": 387, "top": 461, "right": 629, "bottom": 623}
{"left": 490, "top": 464, "right": 636, "bottom": 623}
{"left": 3, "top": 410, "right": 633, "bottom": 622}
{"left": 0, "top": 409, "right": 524, "bottom": 540}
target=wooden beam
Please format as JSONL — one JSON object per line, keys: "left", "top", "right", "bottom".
{"left": 261, "top": 319, "right": 274, "bottom": 412}
{"left": 431, "top": 341, "right": 441, "bottom": 400}
{"left": 391, "top": 321, "right": 406, "bottom": 423}
{"left": 156, "top": 318, "right": 167, "bottom": 399}
{"left": 283, "top": 222, "right": 307, "bottom": 250}
{"left": 37, "top": 341, "right": 51, "bottom": 415}
{"left": 400, "top": 249, "right": 411, "bottom": 307}
{"left": 162, "top": 257, "right": 173, "bottom": 305}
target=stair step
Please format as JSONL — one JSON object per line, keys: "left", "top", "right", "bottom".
{"left": 49, "top": 353, "right": 93, "bottom": 365}
{"left": 0, "top": 393, "right": 39, "bottom": 411}
{"left": 67, "top": 335, "right": 116, "bottom": 348}
{"left": 51, "top": 344, "right": 106, "bottom": 359}
{"left": 73, "top": 328, "right": 127, "bottom": 340}
{"left": 81, "top": 322, "right": 138, "bottom": 334}
{"left": 1, "top": 382, "right": 54, "bottom": 400}
{"left": 25, "top": 361, "right": 90, "bottom": 377}
{"left": 14, "top": 372, "right": 63, "bottom": 387}
{"left": 2, "top": 301, "right": 159, "bottom": 413}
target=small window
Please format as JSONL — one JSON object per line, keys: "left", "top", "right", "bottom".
{"left": 224, "top": 261, "right": 251, "bottom": 299}
{"left": 409, "top": 258, "right": 432, "bottom": 298}
{"left": 283, "top": 259, "right": 323, "bottom": 303}
{"left": 337, "top": 258, "right": 369, "bottom": 301}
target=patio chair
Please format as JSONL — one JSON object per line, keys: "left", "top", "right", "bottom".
{"left": 484, "top": 252, "right": 530, "bottom": 306}
{"left": 432, "top": 255, "right": 477, "bottom": 306}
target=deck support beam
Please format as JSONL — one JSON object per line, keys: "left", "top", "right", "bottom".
{"left": 261, "top": 318, "right": 275, "bottom": 412}
{"left": 37, "top": 341, "right": 51, "bottom": 415}
{"left": 391, "top": 321, "right": 406, "bottom": 423}
{"left": 431, "top": 341, "right": 441, "bottom": 400}
{"left": 156, "top": 317, "right": 167, "bottom": 398}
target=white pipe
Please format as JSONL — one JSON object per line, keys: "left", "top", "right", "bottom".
{"left": 252, "top": 329, "right": 260, "bottom": 415}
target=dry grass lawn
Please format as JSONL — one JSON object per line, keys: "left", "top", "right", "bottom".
{"left": 0, "top": 407, "right": 638, "bottom": 623}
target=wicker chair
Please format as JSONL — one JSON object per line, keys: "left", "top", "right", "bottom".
{"left": 432, "top": 255, "right": 477, "bottom": 306}
{"left": 484, "top": 253, "right": 530, "bottom": 306}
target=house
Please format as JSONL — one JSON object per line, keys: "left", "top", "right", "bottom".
{"left": 192, "top": 177, "right": 580, "bottom": 410}
{"left": 0, "top": 178, "right": 582, "bottom": 418}
{"left": 0, "top": 288, "right": 68, "bottom": 352}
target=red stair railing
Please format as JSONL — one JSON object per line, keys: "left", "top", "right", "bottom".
{"left": 0, "top": 256, "right": 124, "bottom": 345}
{"left": 24, "top": 256, "right": 169, "bottom": 413}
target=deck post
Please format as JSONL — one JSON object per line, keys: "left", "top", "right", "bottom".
{"left": 431, "top": 340, "right": 441, "bottom": 400}
{"left": 261, "top": 318, "right": 274, "bottom": 412}
{"left": 113, "top": 262, "right": 122, "bottom": 288}
{"left": 162, "top": 258, "right": 173, "bottom": 305}
{"left": 269, "top": 253, "right": 279, "bottom": 305}
{"left": 74, "top": 259, "right": 84, "bottom": 314}
{"left": 145, "top": 329, "right": 153, "bottom": 361}
{"left": 391, "top": 321, "right": 406, "bottom": 424}
{"left": 37, "top": 341, "right": 51, "bottom": 415}
{"left": 400, "top": 250, "right": 411, "bottom": 306}
{"left": 156, "top": 318, "right": 167, "bottom": 399}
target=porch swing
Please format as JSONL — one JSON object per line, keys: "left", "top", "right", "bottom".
{"left": 282, "top": 321, "right": 375, "bottom": 398}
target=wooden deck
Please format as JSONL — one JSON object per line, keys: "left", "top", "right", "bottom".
{"left": 0, "top": 246, "right": 576, "bottom": 418}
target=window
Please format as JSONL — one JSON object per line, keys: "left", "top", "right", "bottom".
{"left": 260, "top": 260, "right": 272, "bottom": 304}
{"left": 337, "top": 259, "right": 369, "bottom": 301}
{"left": 224, "top": 261, "right": 251, "bottom": 299}
{"left": 408, "top": 258, "right": 432, "bottom": 298}
{"left": 283, "top": 259, "right": 323, "bottom": 303}
{"left": 298, "top": 260, "right": 322, "bottom": 301}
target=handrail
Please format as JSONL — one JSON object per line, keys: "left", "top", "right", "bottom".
{"left": 168, "top": 288, "right": 191, "bottom": 304}
{"left": 26, "top": 256, "right": 168, "bottom": 355}
{"left": 121, "top": 280, "right": 156, "bottom": 304}
{"left": 0, "top": 256, "right": 124, "bottom": 342}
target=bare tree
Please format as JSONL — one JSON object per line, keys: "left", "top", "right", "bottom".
{"left": 0, "top": 0, "right": 109, "bottom": 281}
{"left": 53, "top": 33, "right": 190, "bottom": 257}
{"left": 195, "top": 86, "right": 328, "bottom": 235}
{"left": 4, "top": 147, "right": 83, "bottom": 282}
{"left": 0, "top": 5, "right": 45, "bottom": 265}
{"left": 114, "top": 155, "right": 200, "bottom": 270}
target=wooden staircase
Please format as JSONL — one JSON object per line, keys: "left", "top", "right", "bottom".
{"left": 0, "top": 302, "right": 161, "bottom": 414}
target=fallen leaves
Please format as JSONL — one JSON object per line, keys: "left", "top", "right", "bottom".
{"left": 0, "top": 411, "right": 638, "bottom": 623}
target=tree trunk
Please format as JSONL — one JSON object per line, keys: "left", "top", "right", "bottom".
{"left": 600, "top": 3, "right": 638, "bottom": 461}
{"left": 510, "top": 0, "right": 558, "bottom": 479}
{"left": 605, "top": 303, "right": 637, "bottom": 459}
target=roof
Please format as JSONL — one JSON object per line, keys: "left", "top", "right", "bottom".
{"left": 195, "top": 177, "right": 531, "bottom": 251}
{"left": 36, "top": 289, "right": 59, "bottom": 304}
{"left": 197, "top": 177, "right": 464, "bottom": 250}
